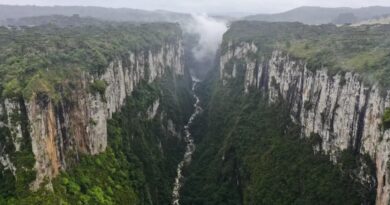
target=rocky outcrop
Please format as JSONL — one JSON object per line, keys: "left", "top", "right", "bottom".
{"left": 0, "top": 99, "right": 23, "bottom": 175}
{"left": 220, "top": 42, "right": 390, "bottom": 205}
{"left": 0, "top": 40, "right": 184, "bottom": 189}
{"left": 147, "top": 99, "right": 160, "bottom": 120}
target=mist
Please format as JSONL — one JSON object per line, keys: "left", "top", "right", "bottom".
{"left": 181, "top": 14, "right": 227, "bottom": 79}
{"left": 184, "top": 14, "right": 228, "bottom": 61}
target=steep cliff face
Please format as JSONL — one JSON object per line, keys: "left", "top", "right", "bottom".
{"left": 0, "top": 41, "right": 184, "bottom": 189}
{"left": 220, "top": 42, "right": 390, "bottom": 204}
{"left": 0, "top": 99, "right": 21, "bottom": 175}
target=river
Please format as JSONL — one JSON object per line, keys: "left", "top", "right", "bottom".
{"left": 171, "top": 79, "right": 202, "bottom": 205}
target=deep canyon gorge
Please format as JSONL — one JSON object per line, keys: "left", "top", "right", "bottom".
{"left": 0, "top": 6, "right": 390, "bottom": 205}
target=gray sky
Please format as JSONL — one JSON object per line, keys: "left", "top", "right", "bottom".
{"left": 2, "top": 0, "right": 390, "bottom": 14}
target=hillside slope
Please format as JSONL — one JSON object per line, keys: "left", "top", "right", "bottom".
{"left": 245, "top": 6, "right": 390, "bottom": 24}
{"left": 0, "top": 4, "right": 191, "bottom": 24}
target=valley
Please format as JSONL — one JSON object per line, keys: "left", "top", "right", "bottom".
{"left": 0, "top": 3, "right": 390, "bottom": 205}
{"left": 172, "top": 80, "right": 202, "bottom": 205}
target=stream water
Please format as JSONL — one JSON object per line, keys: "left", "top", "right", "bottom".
{"left": 171, "top": 79, "right": 202, "bottom": 205}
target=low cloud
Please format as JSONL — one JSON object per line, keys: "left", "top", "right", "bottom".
{"left": 184, "top": 14, "right": 228, "bottom": 61}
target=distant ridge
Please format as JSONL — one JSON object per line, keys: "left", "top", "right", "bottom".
{"left": 0, "top": 4, "right": 191, "bottom": 24}
{"left": 245, "top": 6, "right": 390, "bottom": 24}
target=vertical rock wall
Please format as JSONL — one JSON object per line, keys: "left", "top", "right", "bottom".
{"left": 0, "top": 40, "right": 184, "bottom": 189}
{"left": 220, "top": 42, "right": 390, "bottom": 205}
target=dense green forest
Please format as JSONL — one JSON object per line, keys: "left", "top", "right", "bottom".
{"left": 0, "top": 22, "right": 194, "bottom": 204}
{"left": 223, "top": 21, "right": 390, "bottom": 89}
{"left": 0, "top": 71, "right": 193, "bottom": 204}
{"left": 4, "top": 14, "right": 109, "bottom": 28}
{"left": 0, "top": 14, "right": 386, "bottom": 205}
{"left": 180, "top": 67, "right": 375, "bottom": 205}
{"left": 0, "top": 23, "right": 181, "bottom": 101}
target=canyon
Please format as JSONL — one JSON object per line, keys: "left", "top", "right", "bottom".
{"left": 0, "top": 16, "right": 390, "bottom": 205}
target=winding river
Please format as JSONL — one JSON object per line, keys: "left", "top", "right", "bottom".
{"left": 171, "top": 79, "right": 202, "bottom": 205}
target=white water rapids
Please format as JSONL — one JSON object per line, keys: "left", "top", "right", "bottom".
{"left": 171, "top": 79, "right": 202, "bottom": 205}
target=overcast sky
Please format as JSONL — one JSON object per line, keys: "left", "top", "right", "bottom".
{"left": 1, "top": 0, "right": 390, "bottom": 14}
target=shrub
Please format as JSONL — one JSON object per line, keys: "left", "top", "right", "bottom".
{"left": 89, "top": 80, "right": 107, "bottom": 96}
{"left": 383, "top": 108, "right": 390, "bottom": 130}
{"left": 2, "top": 79, "right": 22, "bottom": 98}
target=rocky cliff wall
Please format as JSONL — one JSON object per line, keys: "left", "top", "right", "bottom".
{"left": 220, "top": 42, "right": 390, "bottom": 205}
{"left": 0, "top": 40, "right": 184, "bottom": 189}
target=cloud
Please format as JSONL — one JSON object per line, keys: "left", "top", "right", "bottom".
{"left": 184, "top": 13, "right": 228, "bottom": 61}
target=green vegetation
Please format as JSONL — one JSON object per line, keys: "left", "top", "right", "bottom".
{"left": 0, "top": 23, "right": 181, "bottom": 101}
{"left": 223, "top": 21, "right": 390, "bottom": 90}
{"left": 2, "top": 150, "right": 140, "bottom": 205}
{"left": 107, "top": 74, "right": 192, "bottom": 204}
{"left": 180, "top": 69, "right": 374, "bottom": 205}
{"left": 0, "top": 21, "right": 189, "bottom": 204}
{"left": 89, "top": 80, "right": 107, "bottom": 96}
{"left": 0, "top": 17, "right": 382, "bottom": 205}
{"left": 0, "top": 72, "right": 193, "bottom": 204}
{"left": 383, "top": 108, "right": 390, "bottom": 130}
{"left": 0, "top": 98, "right": 36, "bottom": 202}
